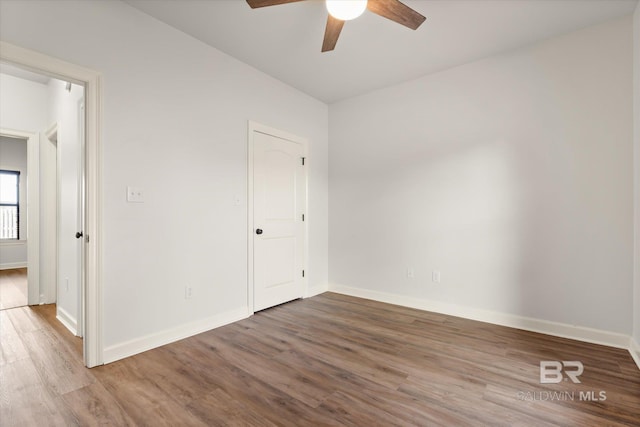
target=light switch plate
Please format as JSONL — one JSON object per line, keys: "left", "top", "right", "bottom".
{"left": 432, "top": 270, "right": 441, "bottom": 283}
{"left": 127, "top": 186, "right": 144, "bottom": 203}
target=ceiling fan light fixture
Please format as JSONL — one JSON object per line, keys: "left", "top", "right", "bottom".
{"left": 326, "top": 0, "right": 367, "bottom": 21}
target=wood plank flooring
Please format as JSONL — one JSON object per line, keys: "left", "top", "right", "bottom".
{"left": 0, "top": 268, "right": 28, "bottom": 311}
{"left": 1, "top": 292, "right": 639, "bottom": 426}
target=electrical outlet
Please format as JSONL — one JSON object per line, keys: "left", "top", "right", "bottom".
{"left": 127, "top": 186, "right": 144, "bottom": 203}
{"left": 185, "top": 286, "right": 193, "bottom": 299}
{"left": 432, "top": 270, "right": 441, "bottom": 283}
{"left": 407, "top": 268, "right": 415, "bottom": 279}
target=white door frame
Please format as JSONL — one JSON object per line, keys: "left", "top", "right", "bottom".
{"left": 0, "top": 41, "right": 103, "bottom": 367}
{"left": 0, "top": 128, "right": 39, "bottom": 305}
{"left": 247, "top": 121, "right": 309, "bottom": 314}
{"left": 77, "top": 98, "right": 85, "bottom": 338}
{"left": 44, "top": 122, "right": 59, "bottom": 305}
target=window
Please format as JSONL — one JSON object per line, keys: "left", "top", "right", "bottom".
{"left": 0, "top": 170, "right": 20, "bottom": 240}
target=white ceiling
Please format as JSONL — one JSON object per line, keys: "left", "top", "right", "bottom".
{"left": 124, "top": 0, "right": 638, "bottom": 104}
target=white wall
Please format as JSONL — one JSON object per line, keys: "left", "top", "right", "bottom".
{"left": 0, "top": 73, "right": 48, "bottom": 132}
{"left": 329, "top": 17, "right": 634, "bottom": 335}
{"left": 633, "top": 2, "right": 640, "bottom": 347}
{"left": 0, "top": 135, "right": 27, "bottom": 269}
{"left": 47, "top": 79, "right": 84, "bottom": 331}
{"left": 0, "top": 0, "right": 329, "bottom": 358}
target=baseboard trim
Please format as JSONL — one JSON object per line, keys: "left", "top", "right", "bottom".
{"left": 630, "top": 338, "right": 640, "bottom": 370}
{"left": 56, "top": 306, "right": 77, "bottom": 336}
{"left": 329, "top": 284, "right": 631, "bottom": 350}
{"left": 103, "top": 307, "right": 250, "bottom": 364}
{"left": 0, "top": 262, "right": 27, "bottom": 270}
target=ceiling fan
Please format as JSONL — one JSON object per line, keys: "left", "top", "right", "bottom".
{"left": 246, "top": 0, "right": 426, "bottom": 52}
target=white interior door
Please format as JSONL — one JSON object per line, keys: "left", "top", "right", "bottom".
{"left": 252, "top": 128, "right": 306, "bottom": 312}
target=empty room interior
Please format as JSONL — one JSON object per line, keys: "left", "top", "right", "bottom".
{"left": 0, "top": 0, "right": 639, "bottom": 425}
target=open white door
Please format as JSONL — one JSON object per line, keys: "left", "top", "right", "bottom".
{"left": 249, "top": 124, "right": 307, "bottom": 312}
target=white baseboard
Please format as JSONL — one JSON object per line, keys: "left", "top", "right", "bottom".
{"left": 630, "top": 338, "right": 640, "bottom": 370}
{"left": 103, "top": 307, "right": 250, "bottom": 364}
{"left": 56, "top": 306, "right": 77, "bottom": 336}
{"left": 0, "top": 262, "right": 27, "bottom": 270}
{"left": 329, "top": 284, "right": 631, "bottom": 350}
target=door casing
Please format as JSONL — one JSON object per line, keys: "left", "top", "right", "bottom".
{"left": 43, "top": 123, "right": 58, "bottom": 306}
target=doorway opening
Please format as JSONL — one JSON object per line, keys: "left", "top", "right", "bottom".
{"left": 1, "top": 64, "right": 84, "bottom": 337}
{"left": 0, "top": 41, "right": 102, "bottom": 367}
{"left": 0, "top": 137, "right": 28, "bottom": 309}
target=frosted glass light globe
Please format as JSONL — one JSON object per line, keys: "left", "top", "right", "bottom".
{"left": 326, "top": 0, "right": 368, "bottom": 21}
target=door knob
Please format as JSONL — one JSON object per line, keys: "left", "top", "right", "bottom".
{"left": 75, "top": 231, "right": 83, "bottom": 239}
{"left": 256, "top": 229, "right": 263, "bottom": 235}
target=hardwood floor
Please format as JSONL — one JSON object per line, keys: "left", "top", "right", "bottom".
{"left": 1, "top": 292, "right": 639, "bottom": 426}
{"left": 0, "top": 268, "right": 28, "bottom": 311}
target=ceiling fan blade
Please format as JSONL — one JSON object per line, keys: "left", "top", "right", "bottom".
{"left": 367, "top": 0, "right": 426, "bottom": 30}
{"left": 321, "top": 15, "right": 345, "bottom": 52}
{"left": 246, "top": 0, "right": 305, "bottom": 9}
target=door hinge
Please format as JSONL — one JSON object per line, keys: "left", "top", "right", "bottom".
{"left": 302, "top": 270, "right": 305, "bottom": 278}
{"left": 301, "top": 157, "right": 306, "bottom": 166}
{"left": 302, "top": 214, "right": 305, "bottom": 222}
